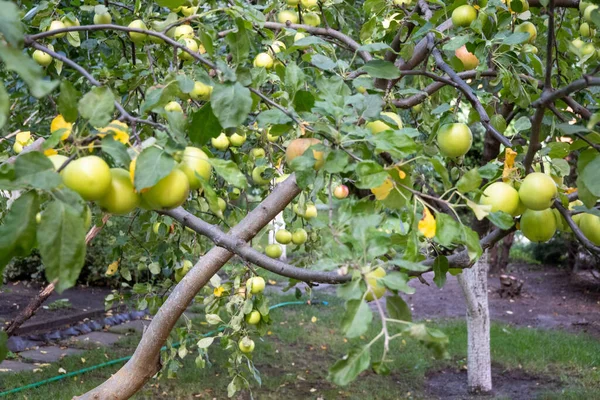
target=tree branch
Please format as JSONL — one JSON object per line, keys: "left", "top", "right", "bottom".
{"left": 554, "top": 200, "right": 600, "bottom": 254}
{"left": 163, "top": 207, "right": 351, "bottom": 284}
{"left": 77, "top": 174, "right": 302, "bottom": 400}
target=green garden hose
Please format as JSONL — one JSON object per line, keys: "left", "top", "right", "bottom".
{"left": 0, "top": 300, "right": 326, "bottom": 397}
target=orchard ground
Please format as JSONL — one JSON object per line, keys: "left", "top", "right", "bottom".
{"left": 2, "top": 264, "right": 600, "bottom": 399}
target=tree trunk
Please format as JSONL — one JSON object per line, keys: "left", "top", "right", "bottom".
{"left": 457, "top": 251, "right": 492, "bottom": 393}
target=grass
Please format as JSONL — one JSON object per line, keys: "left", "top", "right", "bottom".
{"left": 2, "top": 294, "right": 599, "bottom": 399}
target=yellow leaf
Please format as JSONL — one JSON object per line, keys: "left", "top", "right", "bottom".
{"left": 371, "top": 177, "right": 394, "bottom": 200}
{"left": 97, "top": 120, "right": 130, "bottom": 144}
{"left": 565, "top": 187, "right": 577, "bottom": 194}
{"left": 502, "top": 148, "right": 518, "bottom": 182}
{"left": 466, "top": 199, "right": 492, "bottom": 221}
{"left": 51, "top": 115, "right": 73, "bottom": 141}
{"left": 418, "top": 207, "right": 436, "bottom": 238}
{"left": 43, "top": 148, "right": 58, "bottom": 156}
{"left": 106, "top": 260, "right": 119, "bottom": 276}
{"left": 213, "top": 286, "right": 225, "bottom": 297}
{"left": 395, "top": 167, "right": 406, "bottom": 179}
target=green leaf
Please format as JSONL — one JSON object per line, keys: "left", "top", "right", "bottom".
{"left": 486, "top": 211, "right": 515, "bottom": 229}
{"left": 434, "top": 214, "right": 460, "bottom": 247}
{"left": 134, "top": 147, "right": 176, "bottom": 191}
{"left": 328, "top": 347, "right": 371, "bottom": 386}
{"left": 257, "top": 109, "right": 292, "bottom": 127}
{"left": 361, "top": 60, "right": 401, "bottom": 79}
{"left": 357, "top": 43, "right": 392, "bottom": 53}
{"left": 386, "top": 295, "right": 412, "bottom": 321}
{"left": 310, "top": 54, "right": 336, "bottom": 70}
{"left": 501, "top": 32, "right": 531, "bottom": 45}
{"left": 0, "top": 191, "right": 39, "bottom": 275}
{"left": 0, "top": 47, "right": 58, "bottom": 98}
{"left": 381, "top": 272, "right": 415, "bottom": 294}
{"left": 58, "top": 81, "right": 80, "bottom": 123}
{"left": 433, "top": 256, "right": 449, "bottom": 288}
{"left": 141, "top": 81, "right": 181, "bottom": 114}
{"left": 284, "top": 61, "right": 305, "bottom": 93}
{"left": 0, "top": 330, "right": 7, "bottom": 363}
{"left": 547, "top": 142, "right": 570, "bottom": 159}
{"left": 207, "top": 159, "right": 248, "bottom": 188}
{"left": 581, "top": 155, "right": 600, "bottom": 197}
{"left": 225, "top": 19, "right": 250, "bottom": 65}
{"left": 0, "top": 152, "right": 62, "bottom": 190}
{"left": 189, "top": 103, "right": 222, "bottom": 146}
{"left": 155, "top": 0, "right": 186, "bottom": 8}
{"left": 513, "top": 116, "right": 532, "bottom": 132}
{"left": 456, "top": 168, "right": 482, "bottom": 194}
{"left": 341, "top": 299, "right": 373, "bottom": 338}
{"left": 370, "top": 130, "right": 418, "bottom": 159}
{"left": 355, "top": 161, "right": 387, "bottom": 189}
{"left": 78, "top": 87, "right": 115, "bottom": 127}
{"left": 38, "top": 200, "right": 87, "bottom": 293}
{"left": 0, "top": 1, "right": 24, "bottom": 47}
{"left": 324, "top": 150, "right": 349, "bottom": 174}
{"left": 337, "top": 279, "right": 363, "bottom": 300}
{"left": 0, "top": 82, "right": 8, "bottom": 129}
{"left": 389, "top": 258, "right": 429, "bottom": 272}
{"left": 210, "top": 82, "right": 252, "bottom": 129}
{"left": 101, "top": 136, "right": 131, "bottom": 168}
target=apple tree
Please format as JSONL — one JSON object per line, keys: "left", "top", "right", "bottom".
{"left": 1, "top": 0, "right": 600, "bottom": 398}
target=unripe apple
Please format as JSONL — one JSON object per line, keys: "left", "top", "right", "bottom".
{"left": 164, "top": 101, "right": 183, "bottom": 113}
{"left": 253, "top": 52, "right": 274, "bottom": 68}
{"left": 294, "top": 32, "right": 306, "bottom": 42}
{"left": 248, "top": 276, "right": 266, "bottom": 294}
{"left": 275, "top": 229, "right": 293, "bottom": 244}
{"left": 94, "top": 12, "right": 112, "bottom": 25}
{"left": 333, "top": 184, "right": 349, "bottom": 199}
{"left": 518, "top": 172, "right": 557, "bottom": 210}
{"left": 211, "top": 133, "right": 230, "bottom": 151}
{"left": 364, "top": 266, "right": 387, "bottom": 302}
{"left": 13, "top": 142, "right": 23, "bottom": 154}
{"left": 436, "top": 123, "right": 473, "bottom": 158}
{"left": 269, "top": 40, "right": 286, "bottom": 54}
{"left": 190, "top": 81, "right": 213, "bottom": 101}
{"left": 238, "top": 337, "right": 255, "bottom": 353}
{"left": 291, "top": 228, "right": 308, "bottom": 244}
{"left": 301, "top": 0, "right": 318, "bottom": 9}
{"left": 174, "top": 24, "right": 194, "bottom": 39}
{"left": 584, "top": 4, "right": 599, "bottom": 22}
{"left": 33, "top": 50, "right": 52, "bottom": 67}
{"left": 245, "top": 310, "right": 261, "bottom": 325}
{"left": 251, "top": 148, "right": 266, "bottom": 158}
{"left": 278, "top": 10, "right": 299, "bottom": 24}
{"left": 580, "top": 22, "right": 595, "bottom": 37}
{"left": 303, "top": 12, "right": 321, "bottom": 27}
{"left": 265, "top": 243, "right": 283, "bottom": 258}
{"left": 455, "top": 45, "right": 479, "bottom": 70}
{"left": 515, "top": 22, "right": 537, "bottom": 43}
{"left": 128, "top": 20, "right": 148, "bottom": 43}
{"left": 480, "top": 182, "right": 520, "bottom": 216}
{"left": 181, "top": 6, "right": 198, "bottom": 17}
{"left": 287, "top": 0, "right": 300, "bottom": 5}
{"left": 48, "top": 20, "right": 67, "bottom": 38}
{"left": 508, "top": 0, "right": 529, "bottom": 13}
{"left": 582, "top": 43, "right": 596, "bottom": 58}
{"left": 179, "top": 38, "right": 199, "bottom": 61}
{"left": 451, "top": 5, "right": 477, "bottom": 28}
{"left": 229, "top": 132, "right": 246, "bottom": 147}
{"left": 252, "top": 165, "right": 271, "bottom": 185}
{"left": 393, "top": 0, "right": 412, "bottom": 5}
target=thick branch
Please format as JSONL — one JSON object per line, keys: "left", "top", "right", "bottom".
{"left": 163, "top": 207, "right": 351, "bottom": 284}
{"left": 532, "top": 76, "right": 600, "bottom": 107}
{"left": 2, "top": 138, "right": 45, "bottom": 166}
{"left": 77, "top": 174, "right": 302, "bottom": 400}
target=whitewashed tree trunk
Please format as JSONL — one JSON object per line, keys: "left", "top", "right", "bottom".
{"left": 268, "top": 211, "right": 287, "bottom": 261}
{"left": 456, "top": 251, "right": 492, "bottom": 394}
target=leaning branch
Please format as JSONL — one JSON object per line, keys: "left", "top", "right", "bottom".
{"left": 554, "top": 200, "right": 600, "bottom": 254}
{"left": 163, "top": 207, "right": 351, "bottom": 284}
{"left": 77, "top": 174, "right": 302, "bottom": 400}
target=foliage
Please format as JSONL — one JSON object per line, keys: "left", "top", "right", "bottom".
{"left": 1, "top": 0, "right": 600, "bottom": 396}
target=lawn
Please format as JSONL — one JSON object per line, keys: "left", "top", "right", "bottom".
{"left": 2, "top": 294, "right": 599, "bottom": 399}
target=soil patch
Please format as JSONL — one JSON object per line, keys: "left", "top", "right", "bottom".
{"left": 425, "top": 365, "right": 561, "bottom": 400}
{"left": 0, "top": 282, "right": 112, "bottom": 330}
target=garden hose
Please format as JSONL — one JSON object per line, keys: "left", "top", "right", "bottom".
{"left": 0, "top": 300, "right": 327, "bottom": 397}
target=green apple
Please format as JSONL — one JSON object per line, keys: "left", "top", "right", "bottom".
{"left": 520, "top": 209, "right": 557, "bottom": 243}
{"left": 174, "top": 24, "right": 194, "bottom": 39}
{"left": 303, "top": 12, "right": 320, "bottom": 27}
{"left": 94, "top": 12, "right": 112, "bottom": 25}
{"left": 518, "top": 172, "right": 557, "bottom": 211}
{"left": 278, "top": 10, "right": 299, "bottom": 24}
{"left": 175, "top": 259, "right": 193, "bottom": 282}
{"left": 164, "top": 101, "right": 183, "bottom": 113}
{"left": 451, "top": 5, "right": 477, "bottom": 27}
{"left": 252, "top": 165, "right": 271, "bottom": 186}
{"left": 270, "top": 40, "right": 286, "bottom": 54}
{"left": 579, "top": 213, "right": 600, "bottom": 245}
{"left": 97, "top": 168, "right": 141, "bottom": 215}
{"left": 584, "top": 4, "right": 599, "bottom": 22}
{"left": 291, "top": 228, "right": 308, "bottom": 245}
{"left": 141, "top": 169, "right": 190, "bottom": 210}
{"left": 265, "top": 243, "right": 283, "bottom": 258}
{"left": 364, "top": 267, "right": 387, "bottom": 302}
{"left": 238, "top": 337, "right": 255, "bottom": 353}
{"left": 248, "top": 276, "right": 266, "bottom": 294}
{"left": 190, "top": 81, "right": 213, "bottom": 101}
{"left": 294, "top": 32, "right": 306, "bottom": 42}
{"left": 251, "top": 148, "right": 266, "bottom": 159}
{"left": 480, "top": 182, "right": 520, "bottom": 216}
{"left": 128, "top": 20, "right": 148, "bottom": 43}
{"left": 33, "top": 50, "right": 52, "bottom": 67}
{"left": 179, "top": 37, "right": 199, "bottom": 61}
{"left": 436, "top": 123, "right": 473, "bottom": 158}
{"left": 48, "top": 20, "right": 67, "bottom": 38}
{"left": 515, "top": 22, "right": 537, "bottom": 43}
{"left": 580, "top": 22, "right": 595, "bottom": 37}
{"left": 229, "top": 132, "right": 247, "bottom": 147}
{"left": 245, "top": 310, "right": 261, "bottom": 325}
{"left": 211, "top": 133, "right": 230, "bottom": 151}
{"left": 253, "top": 52, "right": 274, "bottom": 68}
{"left": 301, "top": 0, "right": 318, "bottom": 9}
{"left": 178, "top": 146, "right": 211, "bottom": 190}
{"left": 62, "top": 156, "right": 112, "bottom": 201}
{"left": 275, "top": 229, "right": 293, "bottom": 244}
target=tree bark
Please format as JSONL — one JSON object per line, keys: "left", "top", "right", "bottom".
{"left": 77, "top": 175, "right": 301, "bottom": 400}
{"left": 457, "top": 251, "right": 492, "bottom": 393}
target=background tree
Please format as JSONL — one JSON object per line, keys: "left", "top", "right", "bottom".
{"left": 1, "top": 0, "right": 600, "bottom": 398}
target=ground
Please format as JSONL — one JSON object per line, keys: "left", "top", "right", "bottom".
{"left": 1, "top": 264, "right": 599, "bottom": 399}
